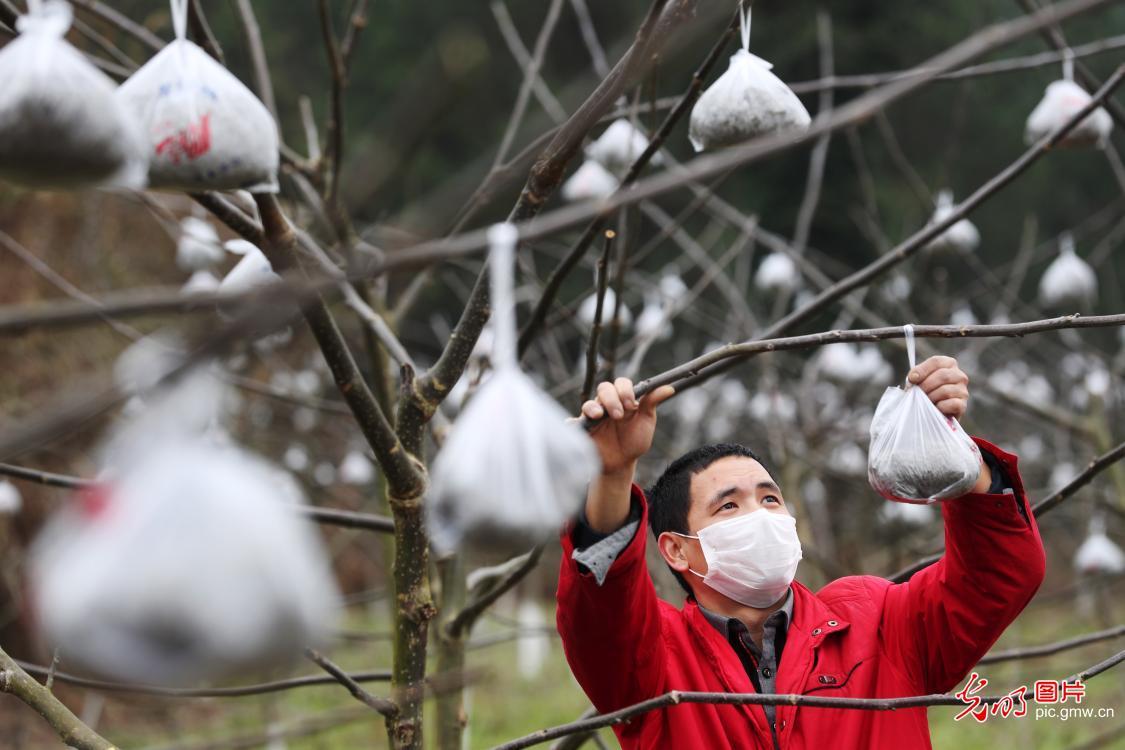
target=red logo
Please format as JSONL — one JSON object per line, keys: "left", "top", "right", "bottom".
{"left": 155, "top": 113, "right": 212, "bottom": 164}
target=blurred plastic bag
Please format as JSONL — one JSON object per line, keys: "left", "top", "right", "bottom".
{"left": 0, "top": 480, "right": 22, "bottom": 514}
{"left": 867, "top": 325, "right": 981, "bottom": 503}
{"left": 30, "top": 430, "right": 339, "bottom": 685}
{"left": 1074, "top": 517, "right": 1125, "bottom": 574}
{"left": 1025, "top": 55, "right": 1112, "bottom": 148}
{"left": 925, "top": 190, "right": 980, "bottom": 253}
{"left": 754, "top": 252, "right": 799, "bottom": 293}
{"left": 427, "top": 224, "right": 599, "bottom": 553}
{"left": 176, "top": 215, "right": 224, "bottom": 271}
{"left": 0, "top": 0, "right": 146, "bottom": 189}
{"left": 585, "top": 119, "right": 663, "bottom": 176}
{"left": 116, "top": 0, "right": 279, "bottom": 191}
{"left": 1038, "top": 233, "right": 1098, "bottom": 310}
{"left": 562, "top": 160, "right": 619, "bottom": 202}
{"left": 688, "top": 5, "right": 810, "bottom": 152}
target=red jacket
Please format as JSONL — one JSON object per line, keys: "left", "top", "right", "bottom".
{"left": 556, "top": 439, "right": 1045, "bottom": 749}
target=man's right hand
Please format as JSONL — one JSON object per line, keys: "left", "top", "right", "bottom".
{"left": 579, "top": 379, "right": 675, "bottom": 533}
{"left": 581, "top": 378, "right": 676, "bottom": 475}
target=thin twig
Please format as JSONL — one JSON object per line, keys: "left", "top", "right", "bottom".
{"left": 581, "top": 230, "right": 616, "bottom": 403}
{"left": 979, "top": 625, "right": 1125, "bottom": 665}
{"left": 305, "top": 649, "right": 399, "bottom": 718}
{"left": 234, "top": 0, "right": 278, "bottom": 122}
{"left": 0, "top": 647, "right": 116, "bottom": 750}
{"left": 15, "top": 660, "right": 392, "bottom": 698}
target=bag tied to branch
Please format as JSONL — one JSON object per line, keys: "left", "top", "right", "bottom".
{"left": 116, "top": 0, "right": 279, "bottom": 192}
{"left": 427, "top": 223, "right": 600, "bottom": 554}
{"left": 0, "top": 0, "right": 146, "bottom": 189}
{"left": 688, "top": 5, "right": 810, "bottom": 152}
{"left": 867, "top": 325, "right": 981, "bottom": 504}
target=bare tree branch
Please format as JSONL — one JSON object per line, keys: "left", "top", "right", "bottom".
{"left": 979, "top": 625, "right": 1125, "bottom": 665}
{"left": 15, "top": 659, "right": 392, "bottom": 698}
{"left": 0, "top": 647, "right": 116, "bottom": 750}
{"left": 305, "top": 648, "right": 399, "bottom": 718}
{"left": 491, "top": 646, "right": 1125, "bottom": 750}
{"left": 234, "top": 0, "right": 278, "bottom": 122}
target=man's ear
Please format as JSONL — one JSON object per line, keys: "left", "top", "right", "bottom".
{"left": 657, "top": 531, "right": 692, "bottom": 574}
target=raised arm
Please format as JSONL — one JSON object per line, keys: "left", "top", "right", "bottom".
{"left": 872, "top": 357, "right": 1046, "bottom": 693}
{"left": 556, "top": 379, "right": 675, "bottom": 713}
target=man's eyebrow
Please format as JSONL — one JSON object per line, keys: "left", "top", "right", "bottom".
{"left": 707, "top": 486, "right": 739, "bottom": 508}
{"left": 757, "top": 481, "right": 783, "bottom": 495}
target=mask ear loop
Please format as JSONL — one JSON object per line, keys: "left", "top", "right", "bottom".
{"left": 667, "top": 531, "right": 706, "bottom": 578}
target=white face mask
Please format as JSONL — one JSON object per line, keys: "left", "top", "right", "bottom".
{"left": 674, "top": 509, "right": 802, "bottom": 608}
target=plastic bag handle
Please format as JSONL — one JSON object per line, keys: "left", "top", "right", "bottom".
{"left": 488, "top": 223, "right": 520, "bottom": 370}
{"left": 1062, "top": 47, "right": 1075, "bottom": 82}
{"left": 903, "top": 323, "right": 916, "bottom": 372}
{"left": 739, "top": 1, "right": 751, "bottom": 52}
{"left": 170, "top": 0, "right": 189, "bottom": 41}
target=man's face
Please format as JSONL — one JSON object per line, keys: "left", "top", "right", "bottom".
{"left": 679, "top": 456, "right": 791, "bottom": 577}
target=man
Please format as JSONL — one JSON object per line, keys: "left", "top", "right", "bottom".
{"left": 556, "top": 356, "right": 1045, "bottom": 749}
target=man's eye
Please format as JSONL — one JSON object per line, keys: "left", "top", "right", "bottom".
{"left": 720, "top": 501, "right": 738, "bottom": 511}
{"left": 763, "top": 495, "right": 781, "bottom": 504}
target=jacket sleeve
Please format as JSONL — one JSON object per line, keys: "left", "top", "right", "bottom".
{"left": 877, "top": 438, "right": 1046, "bottom": 694}
{"left": 556, "top": 484, "right": 667, "bottom": 712}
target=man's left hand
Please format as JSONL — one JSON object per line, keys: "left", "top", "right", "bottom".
{"left": 907, "top": 355, "right": 970, "bottom": 420}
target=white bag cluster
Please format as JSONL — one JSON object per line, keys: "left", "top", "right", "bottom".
{"left": 117, "top": 0, "right": 279, "bottom": 192}
{"left": 1025, "top": 55, "right": 1112, "bottom": 147}
{"left": 1074, "top": 517, "right": 1125, "bottom": 574}
{"left": 867, "top": 325, "right": 981, "bottom": 503}
{"left": 0, "top": 480, "right": 22, "bottom": 514}
{"left": 1038, "top": 233, "right": 1098, "bottom": 310}
{"left": 577, "top": 287, "right": 632, "bottom": 329}
{"left": 29, "top": 374, "right": 339, "bottom": 685}
{"left": 688, "top": 6, "right": 810, "bottom": 152}
{"left": 817, "top": 343, "right": 892, "bottom": 384}
{"left": 925, "top": 190, "right": 980, "bottom": 253}
{"left": 427, "top": 224, "right": 600, "bottom": 553}
{"left": 176, "top": 215, "right": 224, "bottom": 271}
{"left": 753, "top": 252, "right": 799, "bottom": 293}
{"left": 562, "top": 160, "right": 619, "bottom": 202}
{"left": 585, "top": 118, "right": 664, "bottom": 176}
{"left": 0, "top": 0, "right": 146, "bottom": 189}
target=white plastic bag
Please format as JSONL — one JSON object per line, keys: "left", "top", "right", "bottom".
{"left": 754, "top": 252, "right": 799, "bottom": 293}
{"left": 577, "top": 287, "right": 632, "bottom": 329}
{"left": 585, "top": 118, "right": 663, "bottom": 176}
{"left": 1025, "top": 55, "right": 1112, "bottom": 147}
{"left": 1074, "top": 517, "right": 1125, "bottom": 574}
{"left": 1038, "top": 233, "right": 1097, "bottom": 309}
{"left": 925, "top": 190, "right": 980, "bottom": 253}
{"left": 0, "top": 0, "right": 146, "bottom": 189}
{"left": 427, "top": 224, "right": 600, "bottom": 553}
{"left": 0, "top": 480, "right": 22, "bottom": 514}
{"left": 116, "top": 0, "right": 279, "bottom": 191}
{"left": 867, "top": 325, "right": 981, "bottom": 503}
{"left": 561, "top": 159, "right": 619, "bottom": 202}
{"left": 688, "top": 6, "right": 810, "bottom": 152}
{"left": 176, "top": 215, "right": 224, "bottom": 271}
{"left": 29, "top": 381, "right": 340, "bottom": 685}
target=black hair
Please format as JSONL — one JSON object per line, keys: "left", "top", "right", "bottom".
{"left": 646, "top": 443, "right": 770, "bottom": 596}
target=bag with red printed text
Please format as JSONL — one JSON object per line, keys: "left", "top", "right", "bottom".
{"left": 116, "top": 0, "right": 279, "bottom": 191}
